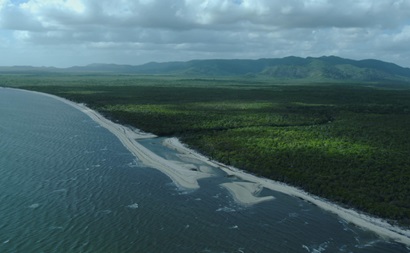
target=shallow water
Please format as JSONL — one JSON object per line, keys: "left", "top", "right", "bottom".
{"left": 0, "top": 88, "right": 409, "bottom": 253}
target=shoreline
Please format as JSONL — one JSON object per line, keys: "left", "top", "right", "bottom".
{"left": 164, "top": 137, "right": 410, "bottom": 246}
{"left": 14, "top": 88, "right": 410, "bottom": 246}
{"left": 14, "top": 88, "right": 213, "bottom": 190}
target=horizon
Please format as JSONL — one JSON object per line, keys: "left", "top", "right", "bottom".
{"left": 1, "top": 55, "right": 410, "bottom": 69}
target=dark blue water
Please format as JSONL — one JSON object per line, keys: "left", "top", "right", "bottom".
{"left": 0, "top": 88, "right": 409, "bottom": 253}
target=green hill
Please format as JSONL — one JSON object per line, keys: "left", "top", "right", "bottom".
{"left": 2, "top": 56, "right": 410, "bottom": 83}
{"left": 56, "top": 56, "right": 410, "bottom": 83}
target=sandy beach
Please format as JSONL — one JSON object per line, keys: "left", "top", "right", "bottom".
{"left": 17, "top": 88, "right": 410, "bottom": 246}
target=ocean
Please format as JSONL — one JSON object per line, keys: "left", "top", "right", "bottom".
{"left": 0, "top": 88, "right": 408, "bottom": 253}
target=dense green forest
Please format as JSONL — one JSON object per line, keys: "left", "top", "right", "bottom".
{"left": 3, "top": 74, "right": 410, "bottom": 227}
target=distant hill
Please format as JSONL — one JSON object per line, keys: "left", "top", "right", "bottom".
{"left": 71, "top": 56, "right": 410, "bottom": 83}
{"left": 2, "top": 56, "right": 410, "bottom": 83}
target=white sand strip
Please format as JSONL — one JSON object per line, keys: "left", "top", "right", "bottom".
{"left": 221, "top": 182, "right": 275, "bottom": 206}
{"left": 15, "top": 89, "right": 212, "bottom": 190}
{"left": 164, "top": 137, "right": 410, "bottom": 246}
{"left": 67, "top": 105, "right": 212, "bottom": 190}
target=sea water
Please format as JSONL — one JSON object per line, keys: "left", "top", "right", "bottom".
{"left": 0, "top": 88, "right": 409, "bottom": 253}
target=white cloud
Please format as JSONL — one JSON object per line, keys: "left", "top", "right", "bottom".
{"left": 21, "top": 0, "right": 85, "bottom": 14}
{"left": 1, "top": 0, "right": 410, "bottom": 67}
{"left": 4, "top": 0, "right": 409, "bottom": 32}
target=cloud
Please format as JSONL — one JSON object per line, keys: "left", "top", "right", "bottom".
{"left": 4, "top": 0, "right": 410, "bottom": 32}
{"left": 0, "top": 2, "right": 43, "bottom": 31}
{"left": 380, "top": 25, "right": 410, "bottom": 51}
{"left": 0, "top": 0, "right": 410, "bottom": 67}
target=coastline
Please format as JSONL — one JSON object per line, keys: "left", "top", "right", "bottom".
{"left": 14, "top": 88, "right": 410, "bottom": 246}
{"left": 164, "top": 137, "right": 410, "bottom": 246}
{"left": 14, "top": 88, "right": 213, "bottom": 190}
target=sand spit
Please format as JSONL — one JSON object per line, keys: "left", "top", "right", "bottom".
{"left": 164, "top": 137, "right": 410, "bottom": 246}
{"left": 220, "top": 182, "right": 275, "bottom": 206}
{"left": 16, "top": 89, "right": 410, "bottom": 246}
{"left": 76, "top": 105, "right": 213, "bottom": 189}
{"left": 16, "top": 89, "right": 213, "bottom": 190}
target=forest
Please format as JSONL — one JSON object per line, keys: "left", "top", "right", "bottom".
{"left": 3, "top": 74, "right": 410, "bottom": 227}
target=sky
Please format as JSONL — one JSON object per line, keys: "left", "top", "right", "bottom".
{"left": 1, "top": 0, "right": 410, "bottom": 68}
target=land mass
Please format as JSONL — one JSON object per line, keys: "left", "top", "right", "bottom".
{"left": 14, "top": 88, "right": 410, "bottom": 246}
{"left": 1, "top": 56, "right": 410, "bottom": 230}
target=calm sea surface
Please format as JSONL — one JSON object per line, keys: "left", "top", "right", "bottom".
{"left": 0, "top": 88, "right": 409, "bottom": 253}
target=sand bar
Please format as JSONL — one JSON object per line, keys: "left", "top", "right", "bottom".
{"left": 16, "top": 88, "right": 410, "bottom": 246}
{"left": 220, "top": 182, "right": 275, "bottom": 206}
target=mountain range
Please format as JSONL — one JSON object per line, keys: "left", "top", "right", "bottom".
{"left": 2, "top": 56, "right": 410, "bottom": 83}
